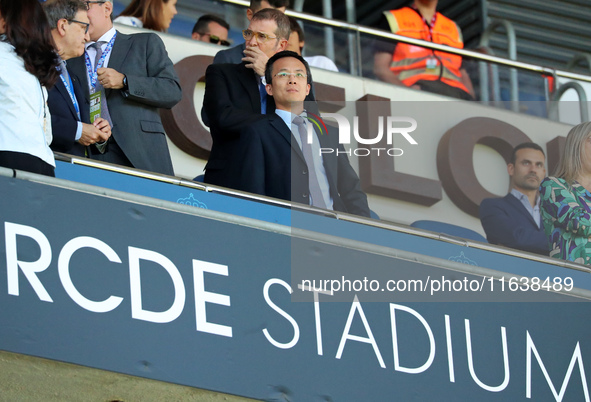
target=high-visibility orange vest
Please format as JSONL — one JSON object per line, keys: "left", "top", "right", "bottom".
{"left": 383, "top": 7, "right": 469, "bottom": 93}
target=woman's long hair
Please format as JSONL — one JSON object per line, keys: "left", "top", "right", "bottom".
{"left": 0, "top": 0, "right": 60, "bottom": 88}
{"left": 119, "top": 0, "right": 168, "bottom": 32}
{"left": 553, "top": 121, "right": 591, "bottom": 184}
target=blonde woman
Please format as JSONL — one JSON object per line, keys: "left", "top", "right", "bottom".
{"left": 540, "top": 121, "right": 591, "bottom": 265}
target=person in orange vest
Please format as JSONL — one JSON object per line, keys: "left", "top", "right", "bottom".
{"left": 373, "top": 0, "right": 475, "bottom": 100}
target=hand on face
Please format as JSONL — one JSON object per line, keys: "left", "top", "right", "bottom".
{"left": 242, "top": 46, "right": 269, "bottom": 76}
{"left": 243, "top": 18, "right": 286, "bottom": 70}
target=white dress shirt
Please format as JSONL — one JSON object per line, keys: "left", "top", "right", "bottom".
{"left": 304, "top": 55, "right": 339, "bottom": 72}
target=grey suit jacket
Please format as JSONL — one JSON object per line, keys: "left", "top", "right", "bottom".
{"left": 68, "top": 31, "right": 181, "bottom": 175}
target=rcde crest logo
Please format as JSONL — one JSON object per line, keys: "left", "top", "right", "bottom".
{"left": 177, "top": 193, "right": 208, "bottom": 209}
{"left": 449, "top": 252, "right": 478, "bottom": 266}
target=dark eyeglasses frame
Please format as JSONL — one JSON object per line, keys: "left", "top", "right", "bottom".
{"left": 68, "top": 19, "right": 90, "bottom": 34}
{"left": 198, "top": 32, "right": 231, "bottom": 47}
{"left": 84, "top": 1, "right": 106, "bottom": 9}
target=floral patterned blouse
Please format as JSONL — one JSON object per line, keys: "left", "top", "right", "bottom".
{"left": 540, "top": 176, "right": 591, "bottom": 265}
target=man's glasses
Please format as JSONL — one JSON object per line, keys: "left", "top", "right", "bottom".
{"left": 199, "top": 33, "right": 231, "bottom": 47}
{"left": 84, "top": 1, "right": 106, "bottom": 9}
{"left": 274, "top": 72, "right": 307, "bottom": 81}
{"left": 68, "top": 19, "right": 90, "bottom": 34}
{"left": 242, "top": 29, "right": 277, "bottom": 44}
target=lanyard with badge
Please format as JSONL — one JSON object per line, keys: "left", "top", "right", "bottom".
{"left": 85, "top": 32, "right": 117, "bottom": 123}
{"left": 60, "top": 74, "right": 80, "bottom": 120}
{"left": 424, "top": 13, "right": 439, "bottom": 72}
{"left": 412, "top": 5, "right": 439, "bottom": 73}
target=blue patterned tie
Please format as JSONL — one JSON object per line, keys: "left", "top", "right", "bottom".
{"left": 259, "top": 81, "right": 267, "bottom": 114}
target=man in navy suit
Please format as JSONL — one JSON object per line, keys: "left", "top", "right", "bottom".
{"left": 233, "top": 51, "right": 370, "bottom": 217}
{"left": 202, "top": 8, "right": 289, "bottom": 186}
{"left": 44, "top": 0, "right": 111, "bottom": 156}
{"left": 480, "top": 142, "right": 548, "bottom": 255}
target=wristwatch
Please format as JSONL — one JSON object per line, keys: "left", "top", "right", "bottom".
{"left": 122, "top": 75, "right": 128, "bottom": 90}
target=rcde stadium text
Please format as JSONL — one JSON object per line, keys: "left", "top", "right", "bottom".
{"left": 3, "top": 221, "right": 589, "bottom": 400}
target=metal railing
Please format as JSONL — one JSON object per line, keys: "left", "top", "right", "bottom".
{"left": 549, "top": 81, "right": 589, "bottom": 122}
{"left": 49, "top": 152, "right": 591, "bottom": 273}
{"left": 567, "top": 52, "right": 591, "bottom": 75}
{"left": 479, "top": 19, "right": 519, "bottom": 111}
{"left": 220, "top": 0, "right": 591, "bottom": 85}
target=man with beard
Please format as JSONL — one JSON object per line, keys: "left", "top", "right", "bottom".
{"left": 480, "top": 143, "right": 548, "bottom": 255}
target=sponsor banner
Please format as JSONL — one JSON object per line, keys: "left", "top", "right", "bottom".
{"left": 1, "top": 175, "right": 590, "bottom": 401}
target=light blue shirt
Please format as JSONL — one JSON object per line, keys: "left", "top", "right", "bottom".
{"left": 510, "top": 188, "right": 541, "bottom": 228}
{"left": 275, "top": 109, "right": 334, "bottom": 210}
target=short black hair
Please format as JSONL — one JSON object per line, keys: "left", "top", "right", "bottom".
{"left": 192, "top": 14, "right": 230, "bottom": 35}
{"left": 510, "top": 142, "right": 545, "bottom": 165}
{"left": 265, "top": 50, "right": 312, "bottom": 85}
{"left": 288, "top": 15, "right": 304, "bottom": 44}
{"left": 250, "top": 0, "right": 290, "bottom": 11}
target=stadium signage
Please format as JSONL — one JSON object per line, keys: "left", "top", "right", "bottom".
{"left": 2, "top": 208, "right": 590, "bottom": 401}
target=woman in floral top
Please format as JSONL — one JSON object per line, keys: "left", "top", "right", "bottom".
{"left": 540, "top": 121, "right": 591, "bottom": 265}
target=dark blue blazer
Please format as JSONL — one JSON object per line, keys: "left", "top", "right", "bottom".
{"left": 479, "top": 193, "right": 549, "bottom": 255}
{"left": 212, "top": 43, "right": 245, "bottom": 65}
{"left": 48, "top": 71, "right": 89, "bottom": 156}
{"left": 202, "top": 62, "right": 317, "bottom": 187}
{"left": 232, "top": 114, "right": 370, "bottom": 217}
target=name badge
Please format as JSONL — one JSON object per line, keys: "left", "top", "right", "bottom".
{"left": 90, "top": 90, "right": 102, "bottom": 123}
{"left": 426, "top": 57, "right": 438, "bottom": 72}
{"left": 89, "top": 91, "right": 108, "bottom": 153}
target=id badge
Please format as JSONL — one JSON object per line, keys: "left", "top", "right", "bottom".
{"left": 426, "top": 57, "right": 438, "bottom": 73}
{"left": 90, "top": 90, "right": 102, "bottom": 123}
{"left": 89, "top": 90, "right": 108, "bottom": 154}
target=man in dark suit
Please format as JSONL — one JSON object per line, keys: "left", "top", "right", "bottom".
{"left": 232, "top": 51, "right": 370, "bottom": 217}
{"left": 213, "top": 0, "right": 289, "bottom": 66}
{"left": 67, "top": 0, "right": 181, "bottom": 175}
{"left": 480, "top": 142, "right": 548, "bottom": 255}
{"left": 202, "top": 8, "right": 295, "bottom": 187}
{"left": 44, "top": 0, "right": 111, "bottom": 157}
